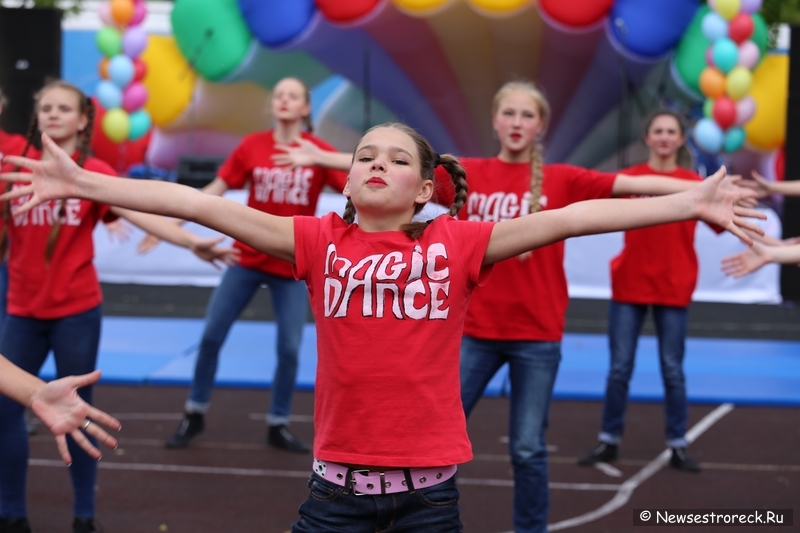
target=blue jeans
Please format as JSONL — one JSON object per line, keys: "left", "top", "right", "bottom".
{"left": 460, "top": 336, "right": 561, "bottom": 533}
{"left": 0, "top": 305, "right": 102, "bottom": 519}
{"left": 293, "top": 474, "right": 462, "bottom": 532}
{"left": 186, "top": 265, "right": 309, "bottom": 425}
{"left": 600, "top": 301, "right": 689, "bottom": 448}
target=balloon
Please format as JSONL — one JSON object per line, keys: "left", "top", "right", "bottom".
{"left": 99, "top": 57, "right": 110, "bottom": 79}
{"left": 740, "top": 0, "right": 762, "bottom": 14}
{"left": 141, "top": 36, "right": 195, "bottom": 126}
{"left": 703, "top": 98, "right": 714, "bottom": 118}
{"left": 714, "top": 0, "right": 741, "bottom": 21}
{"left": 734, "top": 95, "right": 756, "bottom": 126}
{"left": 699, "top": 67, "right": 726, "bottom": 99}
{"left": 694, "top": 118, "right": 724, "bottom": 153}
{"left": 122, "top": 82, "right": 148, "bottom": 112}
{"left": 122, "top": 27, "right": 148, "bottom": 58}
{"left": 109, "top": 55, "right": 135, "bottom": 88}
{"left": 726, "top": 66, "right": 753, "bottom": 100}
{"left": 99, "top": 2, "right": 113, "bottom": 25}
{"left": 701, "top": 12, "right": 728, "bottom": 42}
{"left": 111, "top": 0, "right": 135, "bottom": 26}
{"left": 745, "top": 54, "right": 788, "bottom": 151}
{"left": 102, "top": 108, "right": 130, "bottom": 143}
{"left": 96, "top": 80, "right": 123, "bottom": 109}
{"left": 129, "top": 1, "right": 147, "bottom": 26}
{"left": 713, "top": 97, "right": 737, "bottom": 129}
{"left": 728, "top": 14, "right": 754, "bottom": 44}
{"left": 737, "top": 40, "right": 760, "bottom": 69}
{"left": 723, "top": 126, "right": 746, "bottom": 152}
{"left": 96, "top": 27, "right": 122, "bottom": 57}
{"left": 132, "top": 58, "right": 147, "bottom": 82}
{"left": 128, "top": 109, "right": 152, "bottom": 141}
{"left": 712, "top": 38, "right": 738, "bottom": 73}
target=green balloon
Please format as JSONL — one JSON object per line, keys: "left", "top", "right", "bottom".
{"left": 723, "top": 126, "right": 746, "bottom": 153}
{"left": 96, "top": 27, "right": 122, "bottom": 58}
{"left": 673, "top": 5, "right": 711, "bottom": 97}
{"left": 703, "top": 98, "right": 713, "bottom": 118}
{"left": 751, "top": 13, "right": 769, "bottom": 67}
{"left": 171, "top": 0, "right": 253, "bottom": 81}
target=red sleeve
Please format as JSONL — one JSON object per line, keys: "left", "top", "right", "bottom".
{"left": 307, "top": 136, "right": 348, "bottom": 193}
{"left": 440, "top": 217, "right": 495, "bottom": 287}
{"left": 217, "top": 138, "right": 251, "bottom": 189}
{"left": 292, "top": 214, "right": 323, "bottom": 281}
{"left": 552, "top": 165, "right": 616, "bottom": 204}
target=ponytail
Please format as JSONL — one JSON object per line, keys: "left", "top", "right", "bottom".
{"left": 528, "top": 142, "right": 544, "bottom": 214}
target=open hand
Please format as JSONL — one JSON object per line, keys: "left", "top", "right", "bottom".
{"left": 731, "top": 170, "right": 773, "bottom": 199}
{"left": 29, "top": 370, "right": 121, "bottom": 464}
{"left": 104, "top": 219, "right": 133, "bottom": 244}
{"left": 271, "top": 138, "right": 321, "bottom": 168}
{"left": 721, "top": 243, "right": 771, "bottom": 278}
{"left": 0, "top": 133, "right": 82, "bottom": 215}
{"left": 190, "top": 236, "right": 240, "bottom": 268}
{"left": 691, "top": 166, "right": 765, "bottom": 245}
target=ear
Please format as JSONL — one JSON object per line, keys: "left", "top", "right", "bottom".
{"left": 415, "top": 178, "right": 434, "bottom": 206}
{"left": 343, "top": 176, "right": 351, "bottom": 198}
{"left": 78, "top": 113, "right": 89, "bottom": 133}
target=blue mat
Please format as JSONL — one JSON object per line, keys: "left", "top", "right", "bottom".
{"left": 38, "top": 317, "right": 800, "bottom": 407}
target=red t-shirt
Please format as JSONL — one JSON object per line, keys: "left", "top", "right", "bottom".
{"left": 293, "top": 213, "right": 495, "bottom": 467}
{"left": 218, "top": 131, "right": 347, "bottom": 278}
{"left": 436, "top": 158, "right": 616, "bottom": 341}
{"left": 6, "top": 155, "right": 117, "bottom": 319}
{"left": 0, "top": 130, "right": 29, "bottom": 240}
{"left": 611, "top": 163, "right": 714, "bottom": 307}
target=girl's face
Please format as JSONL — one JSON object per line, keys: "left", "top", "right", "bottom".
{"left": 345, "top": 127, "right": 433, "bottom": 217}
{"left": 271, "top": 78, "right": 310, "bottom": 123}
{"left": 37, "top": 87, "right": 87, "bottom": 143}
{"left": 493, "top": 90, "right": 545, "bottom": 156}
{"left": 644, "top": 115, "right": 685, "bottom": 159}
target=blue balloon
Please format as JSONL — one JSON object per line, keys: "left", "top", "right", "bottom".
{"left": 128, "top": 109, "right": 152, "bottom": 141}
{"left": 712, "top": 38, "right": 739, "bottom": 73}
{"left": 694, "top": 118, "right": 723, "bottom": 154}
{"left": 239, "top": 0, "right": 316, "bottom": 47}
{"left": 701, "top": 12, "right": 728, "bottom": 42}
{"left": 109, "top": 55, "right": 135, "bottom": 88}
{"left": 723, "top": 126, "right": 746, "bottom": 153}
{"left": 95, "top": 80, "right": 123, "bottom": 110}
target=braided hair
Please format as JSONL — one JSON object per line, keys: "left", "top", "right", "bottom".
{"left": 491, "top": 81, "right": 551, "bottom": 214}
{"left": 342, "top": 123, "right": 468, "bottom": 240}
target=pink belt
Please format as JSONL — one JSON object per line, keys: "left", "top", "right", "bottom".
{"left": 312, "top": 458, "right": 457, "bottom": 496}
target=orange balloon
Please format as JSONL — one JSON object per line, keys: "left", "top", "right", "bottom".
{"left": 110, "top": 0, "right": 134, "bottom": 25}
{"left": 99, "top": 58, "right": 110, "bottom": 79}
{"left": 699, "top": 67, "right": 726, "bottom": 99}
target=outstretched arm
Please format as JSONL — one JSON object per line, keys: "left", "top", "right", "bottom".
{"left": 484, "top": 167, "right": 763, "bottom": 265}
{"left": 1, "top": 134, "right": 295, "bottom": 263}
{"left": 737, "top": 171, "right": 800, "bottom": 198}
{"left": 0, "top": 356, "right": 120, "bottom": 464}
{"left": 271, "top": 138, "right": 352, "bottom": 171}
{"left": 722, "top": 242, "right": 800, "bottom": 278}
{"left": 612, "top": 174, "right": 697, "bottom": 196}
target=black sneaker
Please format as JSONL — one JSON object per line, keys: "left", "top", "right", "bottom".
{"left": 268, "top": 424, "right": 310, "bottom": 453}
{"left": 165, "top": 413, "right": 205, "bottom": 449}
{"left": 670, "top": 447, "right": 701, "bottom": 473}
{"left": 0, "top": 518, "right": 31, "bottom": 533}
{"left": 577, "top": 442, "right": 618, "bottom": 465}
{"left": 72, "top": 518, "right": 98, "bottom": 533}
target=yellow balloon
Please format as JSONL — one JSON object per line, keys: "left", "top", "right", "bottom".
{"left": 141, "top": 36, "right": 196, "bottom": 127}
{"left": 744, "top": 54, "right": 788, "bottom": 151}
{"left": 468, "top": 0, "right": 531, "bottom": 16}
{"left": 714, "top": 0, "right": 741, "bottom": 21}
{"left": 393, "top": 0, "right": 452, "bottom": 15}
{"left": 102, "top": 108, "right": 130, "bottom": 143}
{"left": 725, "top": 67, "right": 753, "bottom": 101}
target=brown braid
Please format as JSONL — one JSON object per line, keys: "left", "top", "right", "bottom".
{"left": 528, "top": 142, "right": 545, "bottom": 214}
{"left": 37, "top": 81, "right": 94, "bottom": 264}
{"left": 342, "top": 197, "right": 356, "bottom": 224}
{"left": 0, "top": 112, "right": 40, "bottom": 261}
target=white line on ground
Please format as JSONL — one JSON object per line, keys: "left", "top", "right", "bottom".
{"left": 543, "top": 403, "right": 735, "bottom": 532}
{"left": 593, "top": 462, "right": 623, "bottom": 477}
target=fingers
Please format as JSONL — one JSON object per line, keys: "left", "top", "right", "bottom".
{"left": 732, "top": 215, "right": 765, "bottom": 237}
{"left": 0, "top": 156, "right": 36, "bottom": 171}
{"left": 0, "top": 184, "right": 34, "bottom": 202}
{"left": 85, "top": 405, "right": 122, "bottom": 433}
{"left": 710, "top": 165, "right": 728, "bottom": 182}
{"left": 733, "top": 206, "right": 767, "bottom": 222}
{"left": 56, "top": 435, "right": 73, "bottom": 465}
{"left": 69, "top": 370, "right": 103, "bottom": 388}
{"left": 727, "top": 223, "right": 754, "bottom": 246}
{"left": 12, "top": 195, "right": 42, "bottom": 216}
{"left": 70, "top": 428, "right": 102, "bottom": 460}
{"left": 0, "top": 171, "right": 34, "bottom": 184}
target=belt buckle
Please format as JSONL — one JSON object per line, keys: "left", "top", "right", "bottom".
{"left": 349, "top": 469, "right": 371, "bottom": 496}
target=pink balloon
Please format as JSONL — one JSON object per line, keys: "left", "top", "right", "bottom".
{"left": 734, "top": 96, "right": 756, "bottom": 126}
{"left": 737, "top": 40, "right": 760, "bottom": 69}
{"left": 99, "top": 2, "right": 113, "bottom": 25}
{"left": 122, "top": 82, "right": 148, "bottom": 112}
{"left": 740, "top": 0, "right": 762, "bottom": 14}
{"left": 129, "top": 1, "right": 147, "bottom": 26}
{"left": 122, "top": 27, "right": 148, "bottom": 58}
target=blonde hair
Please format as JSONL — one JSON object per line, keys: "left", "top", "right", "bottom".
{"left": 492, "top": 81, "right": 551, "bottom": 214}
{"left": 342, "top": 123, "right": 468, "bottom": 239}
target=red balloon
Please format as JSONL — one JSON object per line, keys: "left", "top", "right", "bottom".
{"left": 133, "top": 58, "right": 147, "bottom": 82}
{"left": 728, "top": 14, "right": 755, "bottom": 44}
{"left": 712, "top": 97, "right": 737, "bottom": 130}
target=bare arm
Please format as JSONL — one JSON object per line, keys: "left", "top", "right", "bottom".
{"left": 1, "top": 134, "right": 295, "bottom": 263}
{"left": 0, "top": 356, "right": 121, "bottom": 464}
{"left": 721, "top": 242, "right": 800, "bottom": 278}
{"left": 485, "top": 167, "right": 763, "bottom": 265}
{"left": 611, "top": 174, "right": 697, "bottom": 196}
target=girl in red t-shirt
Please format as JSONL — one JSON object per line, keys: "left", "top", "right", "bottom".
{"left": 2, "top": 122, "right": 758, "bottom": 532}
{"left": 0, "top": 80, "right": 236, "bottom": 533}
{"left": 157, "top": 77, "right": 347, "bottom": 453}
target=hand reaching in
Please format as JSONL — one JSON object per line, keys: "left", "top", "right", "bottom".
{"left": 190, "top": 236, "right": 240, "bottom": 269}
{"left": 271, "top": 138, "right": 322, "bottom": 168}
{"left": 721, "top": 243, "right": 771, "bottom": 278}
